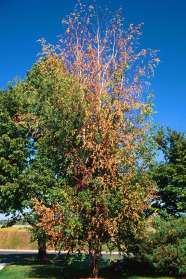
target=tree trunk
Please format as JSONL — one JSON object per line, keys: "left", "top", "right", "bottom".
{"left": 21, "top": 212, "right": 47, "bottom": 262}
{"left": 89, "top": 239, "right": 101, "bottom": 278}
{"left": 38, "top": 239, "right": 47, "bottom": 262}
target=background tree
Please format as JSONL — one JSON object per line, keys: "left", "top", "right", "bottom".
{"left": 135, "top": 127, "right": 186, "bottom": 277}
{"left": 0, "top": 78, "right": 49, "bottom": 260}
{"left": 152, "top": 127, "right": 186, "bottom": 216}
{"left": 137, "top": 213, "right": 186, "bottom": 276}
{"left": 0, "top": 81, "right": 32, "bottom": 223}
{"left": 34, "top": 3, "right": 159, "bottom": 278}
{"left": 0, "top": 56, "right": 83, "bottom": 261}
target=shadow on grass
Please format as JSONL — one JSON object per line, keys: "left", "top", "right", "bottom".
{"left": 1, "top": 255, "right": 175, "bottom": 279}
{"left": 0, "top": 254, "right": 37, "bottom": 264}
{"left": 9, "top": 260, "right": 88, "bottom": 279}
{"left": 7, "top": 256, "right": 128, "bottom": 279}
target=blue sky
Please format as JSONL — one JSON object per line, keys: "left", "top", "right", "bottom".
{"left": 0, "top": 0, "right": 185, "bottom": 219}
{"left": 0, "top": 0, "right": 186, "bottom": 131}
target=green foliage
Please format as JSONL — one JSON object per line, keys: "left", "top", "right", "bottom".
{"left": 0, "top": 58, "right": 83, "bottom": 257}
{"left": 137, "top": 214, "right": 186, "bottom": 276}
{"left": 25, "top": 56, "right": 84, "bottom": 187}
{"left": 0, "top": 57, "right": 82, "bottom": 210}
{"left": 152, "top": 127, "right": 186, "bottom": 216}
{"left": 0, "top": 81, "right": 33, "bottom": 216}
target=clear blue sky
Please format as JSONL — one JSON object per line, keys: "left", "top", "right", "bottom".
{"left": 0, "top": 0, "right": 186, "bottom": 131}
{"left": 0, "top": 0, "right": 186, "bottom": 219}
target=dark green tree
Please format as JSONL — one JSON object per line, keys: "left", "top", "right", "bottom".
{"left": 0, "top": 80, "right": 48, "bottom": 259}
{"left": 137, "top": 214, "right": 186, "bottom": 276}
{"left": 152, "top": 127, "right": 186, "bottom": 216}
{"left": 0, "top": 56, "right": 83, "bottom": 260}
{"left": 0, "top": 81, "right": 32, "bottom": 220}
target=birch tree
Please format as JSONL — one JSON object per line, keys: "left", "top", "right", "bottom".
{"left": 34, "top": 3, "right": 159, "bottom": 277}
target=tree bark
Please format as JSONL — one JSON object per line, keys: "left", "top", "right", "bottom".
{"left": 21, "top": 213, "right": 47, "bottom": 262}
{"left": 89, "top": 239, "right": 101, "bottom": 278}
{"left": 38, "top": 238, "right": 47, "bottom": 262}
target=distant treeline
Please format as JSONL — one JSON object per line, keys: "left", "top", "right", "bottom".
{"left": 0, "top": 219, "right": 29, "bottom": 226}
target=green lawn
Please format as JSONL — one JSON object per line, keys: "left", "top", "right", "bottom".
{"left": 0, "top": 257, "right": 176, "bottom": 279}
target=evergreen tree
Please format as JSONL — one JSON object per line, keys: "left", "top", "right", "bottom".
{"left": 152, "top": 127, "right": 186, "bottom": 216}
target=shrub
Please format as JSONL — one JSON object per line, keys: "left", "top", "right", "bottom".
{"left": 137, "top": 214, "right": 186, "bottom": 276}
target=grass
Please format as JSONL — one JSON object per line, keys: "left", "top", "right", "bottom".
{"left": 0, "top": 255, "right": 176, "bottom": 279}
{"left": 0, "top": 264, "right": 175, "bottom": 279}
{"left": 0, "top": 227, "right": 38, "bottom": 250}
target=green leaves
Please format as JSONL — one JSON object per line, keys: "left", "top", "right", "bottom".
{"left": 152, "top": 127, "right": 186, "bottom": 216}
{"left": 138, "top": 214, "right": 186, "bottom": 276}
{"left": 0, "top": 82, "right": 32, "bottom": 213}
